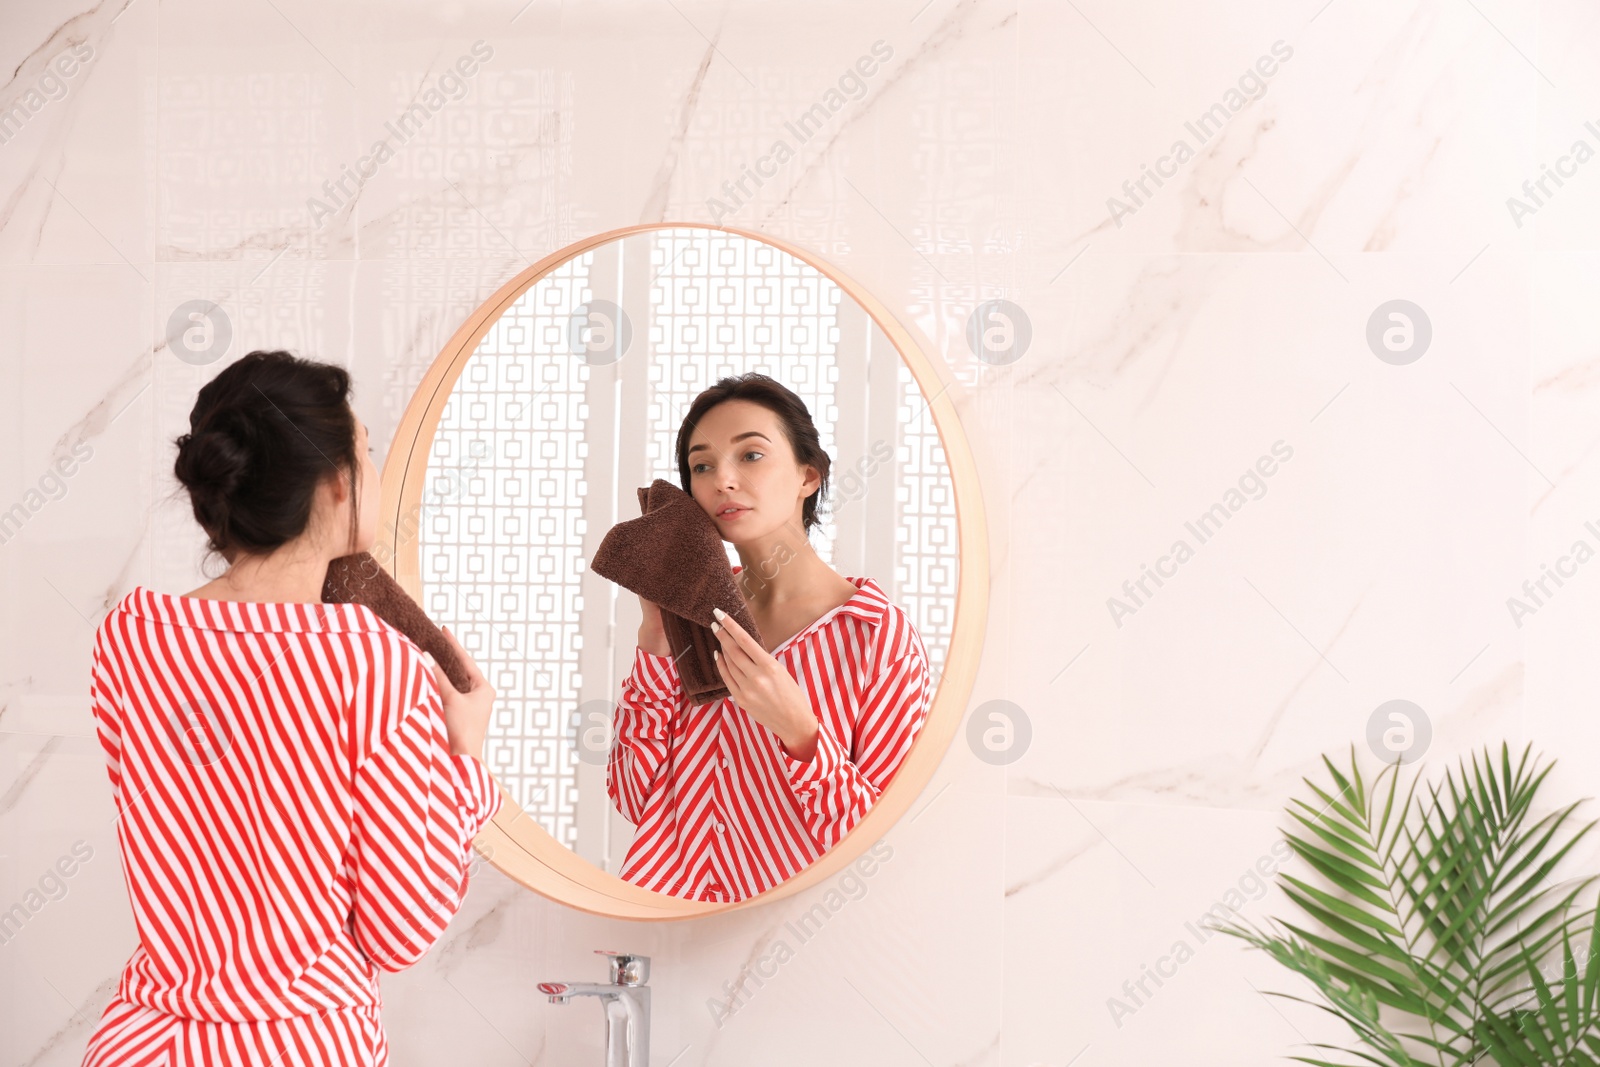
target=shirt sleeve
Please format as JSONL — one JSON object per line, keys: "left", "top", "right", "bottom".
{"left": 349, "top": 657, "right": 501, "bottom": 973}
{"left": 779, "top": 646, "right": 932, "bottom": 851}
{"left": 89, "top": 632, "right": 124, "bottom": 797}
{"left": 606, "top": 647, "right": 683, "bottom": 824}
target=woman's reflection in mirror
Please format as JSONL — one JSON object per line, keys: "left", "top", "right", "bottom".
{"left": 606, "top": 373, "right": 933, "bottom": 903}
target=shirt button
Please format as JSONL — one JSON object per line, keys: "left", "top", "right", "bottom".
{"left": 715, "top": 822, "right": 726, "bottom": 833}
{"left": 720, "top": 757, "right": 729, "bottom": 769}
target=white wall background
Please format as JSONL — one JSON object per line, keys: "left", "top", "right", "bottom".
{"left": 2, "top": 0, "right": 1595, "bottom": 1063}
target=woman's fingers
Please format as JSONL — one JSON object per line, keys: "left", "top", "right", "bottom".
{"left": 714, "top": 646, "right": 745, "bottom": 685}
{"left": 713, "top": 649, "right": 744, "bottom": 702}
{"left": 709, "top": 618, "right": 738, "bottom": 667}
{"left": 711, "top": 610, "right": 753, "bottom": 685}
{"left": 424, "top": 651, "right": 458, "bottom": 696}
{"left": 712, "top": 608, "right": 760, "bottom": 667}
{"left": 439, "top": 625, "right": 485, "bottom": 686}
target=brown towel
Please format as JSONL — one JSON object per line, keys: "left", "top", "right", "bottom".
{"left": 589, "top": 479, "right": 761, "bottom": 706}
{"left": 322, "top": 552, "right": 476, "bottom": 693}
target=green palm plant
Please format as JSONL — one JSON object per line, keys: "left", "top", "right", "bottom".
{"left": 1213, "top": 742, "right": 1600, "bottom": 1066}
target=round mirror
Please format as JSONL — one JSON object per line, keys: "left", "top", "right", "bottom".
{"left": 379, "top": 223, "right": 986, "bottom": 918}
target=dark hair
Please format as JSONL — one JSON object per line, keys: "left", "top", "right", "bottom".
{"left": 172, "top": 350, "right": 360, "bottom": 566}
{"left": 674, "top": 373, "right": 831, "bottom": 537}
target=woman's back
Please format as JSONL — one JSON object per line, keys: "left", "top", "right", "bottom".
{"left": 83, "top": 586, "right": 499, "bottom": 1061}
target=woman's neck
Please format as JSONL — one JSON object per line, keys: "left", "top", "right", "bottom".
{"left": 733, "top": 534, "right": 835, "bottom": 610}
{"left": 186, "top": 543, "right": 337, "bottom": 604}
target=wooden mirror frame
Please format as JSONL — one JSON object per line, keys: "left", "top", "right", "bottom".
{"left": 378, "top": 222, "right": 987, "bottom": 919}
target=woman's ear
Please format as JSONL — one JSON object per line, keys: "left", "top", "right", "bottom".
{"left": 317, "top": 466, "right": 357, "bottom": 517}
{"left": 802, "top": 463, "right": 822, "bottom": 496}
{"left": 323, "top": 468, "right": 350, "bottom": 504}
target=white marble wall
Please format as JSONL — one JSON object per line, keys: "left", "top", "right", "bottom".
{"left": 3, "top": 0, "right": 1596, "bottom": 1063}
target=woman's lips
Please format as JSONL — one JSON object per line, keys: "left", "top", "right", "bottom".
{"left": 716, "top": 507, "right": 750, "bottom": 521}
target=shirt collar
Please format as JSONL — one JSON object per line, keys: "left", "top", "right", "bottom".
{"left": 730, "top": 569, "right": 893, "bottom": 642}
{"left": 835, "top": 575, "right": 892, "bottom": 623}
{"left": 115, "top": 585, "right": 385, "bottom": 635}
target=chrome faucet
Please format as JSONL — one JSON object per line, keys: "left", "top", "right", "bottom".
{"left": 538, "top": 950, "right": 651, "bottom": 1067}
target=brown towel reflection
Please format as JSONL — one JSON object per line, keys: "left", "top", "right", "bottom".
{"left": 322, "top": 553, "right": 476, "bottom": 693}
{"left": 589, "top": 479, "right": 762, "bottom": 706}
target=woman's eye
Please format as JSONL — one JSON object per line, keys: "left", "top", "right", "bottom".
{"left": 691, "top": 452, "right": 760, "bottom": 473}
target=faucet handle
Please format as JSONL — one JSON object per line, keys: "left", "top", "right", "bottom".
{"left": 595, "top": 949, "right": 650, "bottom": 986}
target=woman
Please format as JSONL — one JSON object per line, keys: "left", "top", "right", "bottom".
{"left": 606, "top": 373, "right": 933, "bottom": 903}
{"left": 82, "top": 351, "right": 499, "bottom": 1066}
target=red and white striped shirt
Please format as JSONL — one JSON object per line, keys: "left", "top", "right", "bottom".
{"left": 607, "top": 570, "right": 932, "bottom": 902}
{"left": 81, "top": 586, "right": 501, "bottom": 1066}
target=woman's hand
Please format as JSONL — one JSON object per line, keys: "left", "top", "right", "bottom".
{"left": 429, "top": 625, "right": 495, "bottom": 761}
{"left": 637, "top": 594, "right": 671, "bottom": 656}
{"left": 710, "top": 607, "right": 820, "bottom": 761}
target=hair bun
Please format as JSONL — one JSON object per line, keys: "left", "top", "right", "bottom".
{"left": 174, "top": 428, "right": 250, "bottom": 502}
{"left": 173, "top": 349, "right": 358, "bottom": 561}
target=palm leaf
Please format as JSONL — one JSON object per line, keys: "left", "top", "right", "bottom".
{"left": 1216, "top": 742, "right": 1600, "bottom": 1065}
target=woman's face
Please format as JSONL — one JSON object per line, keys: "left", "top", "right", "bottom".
{"left": 686, "top": 399, "right": 817, "bottom": 542}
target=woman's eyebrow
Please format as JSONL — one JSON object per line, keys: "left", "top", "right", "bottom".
{"left": 688, "top": 431, "right": 771, "bottom": 455}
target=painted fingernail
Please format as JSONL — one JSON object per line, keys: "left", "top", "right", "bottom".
{"left": 711, "top": 621, "right": 721, "bottom": 633}
{"left": 713, "top": 607, "right": 726, "bottom": 619}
